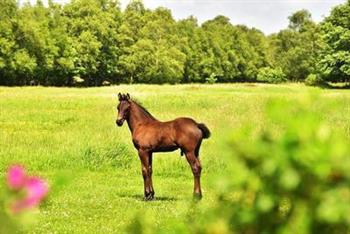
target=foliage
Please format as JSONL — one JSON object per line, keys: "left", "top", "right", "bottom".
{"left": 317, "top": 0, "right": 350, "bottom": 82}
{"left": 3, "top": 0, "right": 347, "bottom": 85}
{"left": 216, "top": 100, "right": 350, "bottom": 233}
{"left": 257, "top": 67, "right": 286, "bottom": 83}
{"left": 205, "top": 73, "right": 217, "bottom": 84}
{"left": 305, "top": 74, "right": 325, "bottom": 86}
{"left": 73, "top": 75, "right": 84, "bottom": 85}
{"left": 269, "top": 10, "right": 322, "bottom": 81}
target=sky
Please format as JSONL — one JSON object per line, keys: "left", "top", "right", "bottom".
{"left": 26, "top": 0, "right": 347, "bottom": 34}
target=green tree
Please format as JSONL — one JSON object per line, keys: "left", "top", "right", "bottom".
{"left": 0, "top": 0, "right": 18, "bottom": 85}
{"left": 117, "top": 0, "right": 147, "bottom": 83}
{"left": 15, "top": 1, "right": 59, "bottom": 85}
{"left": 288, "top": 9, "right": 312, "bottom": 32}
{"left": 318, "top": 0, "right": 350, "bottom": 82}
{"left": 270, "top": 10, "right": 322, "bottom": 81}
{"left": 2, "top": 0, "right": 347, "bottom": 86}
{"left": 63, "top": 0, "right": 121, "bottom": 85}
{"left": 176, "top": 16, "right": 204, "bottom": 83}
{"left": 118, "top": 4, "right": 185, "bottom": 84}
{"left": 199, "top": 16, "right": 270, "bottom": 82}
{"left": 47, "top": 1, "right": 77, "bottom": 85}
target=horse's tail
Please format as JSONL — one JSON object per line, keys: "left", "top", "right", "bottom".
{"left": 197, "top": 123, "right": 211, "bottom": 139}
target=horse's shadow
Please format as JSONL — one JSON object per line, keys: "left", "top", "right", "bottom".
{"left": 117, "top": 193, "right": 178, "bottom": 202}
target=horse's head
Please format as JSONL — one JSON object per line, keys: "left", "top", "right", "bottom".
{"left": 116, "top": 93, "right": 131, "bottom": 126}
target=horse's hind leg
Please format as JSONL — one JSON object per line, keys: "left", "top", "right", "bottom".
{"left": 184, "top": 151, "right": 202, "bottom": 200}
{"left": 138, "top": 150, "right": 154, "bottom": 201}
{"left": 195, "top": 139, "right": 202, "bottom": 158}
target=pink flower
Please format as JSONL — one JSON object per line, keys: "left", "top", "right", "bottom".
{"left": 6, "top": 165, "right": 49, "bottom": 213}
{"left": 6, "top": 165, "right": 26, "bottom": 190}
{"left": 12, "top": 177, "right": 49, "bottom": 213}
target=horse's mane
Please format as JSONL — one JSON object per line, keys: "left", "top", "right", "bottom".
{"left": 131, "top": 99, "right": 157, "bottom": 120}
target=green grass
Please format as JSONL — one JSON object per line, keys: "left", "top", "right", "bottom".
{"left": 1, "top": 84, "right": 350, "bottom": 233}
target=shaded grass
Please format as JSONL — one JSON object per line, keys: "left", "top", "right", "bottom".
{"left": 1, "top": 83, "right": 350, "bottom": 233}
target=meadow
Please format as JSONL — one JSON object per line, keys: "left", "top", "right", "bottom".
{"left": 1, "top": 84, "right": 350, "bottom": 233}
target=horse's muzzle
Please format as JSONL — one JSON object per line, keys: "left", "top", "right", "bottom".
{"left": 116, "top": 119, "right": 124, "bottom": 126}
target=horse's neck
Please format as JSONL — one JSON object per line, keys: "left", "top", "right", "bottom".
{"left": 127, "top": 102, "right": 155, "bottom": 133}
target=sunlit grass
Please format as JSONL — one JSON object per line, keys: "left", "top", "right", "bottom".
{"left": 1, "top": 83, "right": 350, "bottom": 232}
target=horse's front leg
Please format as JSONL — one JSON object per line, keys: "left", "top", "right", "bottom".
{"left": 149, "top": 153, "right": 155, "bottom": 198}
{"left": 138, "top": 149, "right": 154, "bottom": 201}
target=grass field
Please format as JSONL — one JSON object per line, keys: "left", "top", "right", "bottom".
{"left": 1, "top": 84, "right": 350, "bottom": 233}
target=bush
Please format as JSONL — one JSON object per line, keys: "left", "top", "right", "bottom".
{"left": 305, "top": 74, "right": 325, "bottom": 86}
{"left": 217, "top": 100, "right": 350, "bottom": 233}
{"left": 257, "top": 67, "right": 287, "bottom": 84}
{"left": 102, "top": 80, "right": 111, "bottom": 86}
{"left": 73, "top": 76, "right": 85, "bottom": 86}
{"left": 205, "top": 73, "right": 218, "bottom": 84}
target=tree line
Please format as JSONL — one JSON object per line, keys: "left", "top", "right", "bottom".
{"left": 0, "top": 0, "right": 349, "bottom": 86}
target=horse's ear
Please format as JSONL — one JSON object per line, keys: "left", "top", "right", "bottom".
{"left": 118, "top": 93, "right": 122, "bottom": 101}
{"left": 126, "top": 93, "right": 130, "bottom": 100}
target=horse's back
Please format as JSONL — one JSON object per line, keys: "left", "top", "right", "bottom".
{"left": 175, "top": 117, "right": 200, "bottom": 127}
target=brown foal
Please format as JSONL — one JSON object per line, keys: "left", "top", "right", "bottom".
{"left": 116, "top": 93, "right": 210, "bottom": 200}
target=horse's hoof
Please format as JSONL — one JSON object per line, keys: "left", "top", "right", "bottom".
{"left": 144, "top": 195, "right": 154, "bottom": 201}
{"left": 144, "top": 192, "right": 155, "bottom": 201}
{"left": 193, "top": 193, "right": 202, "bottom": 201}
